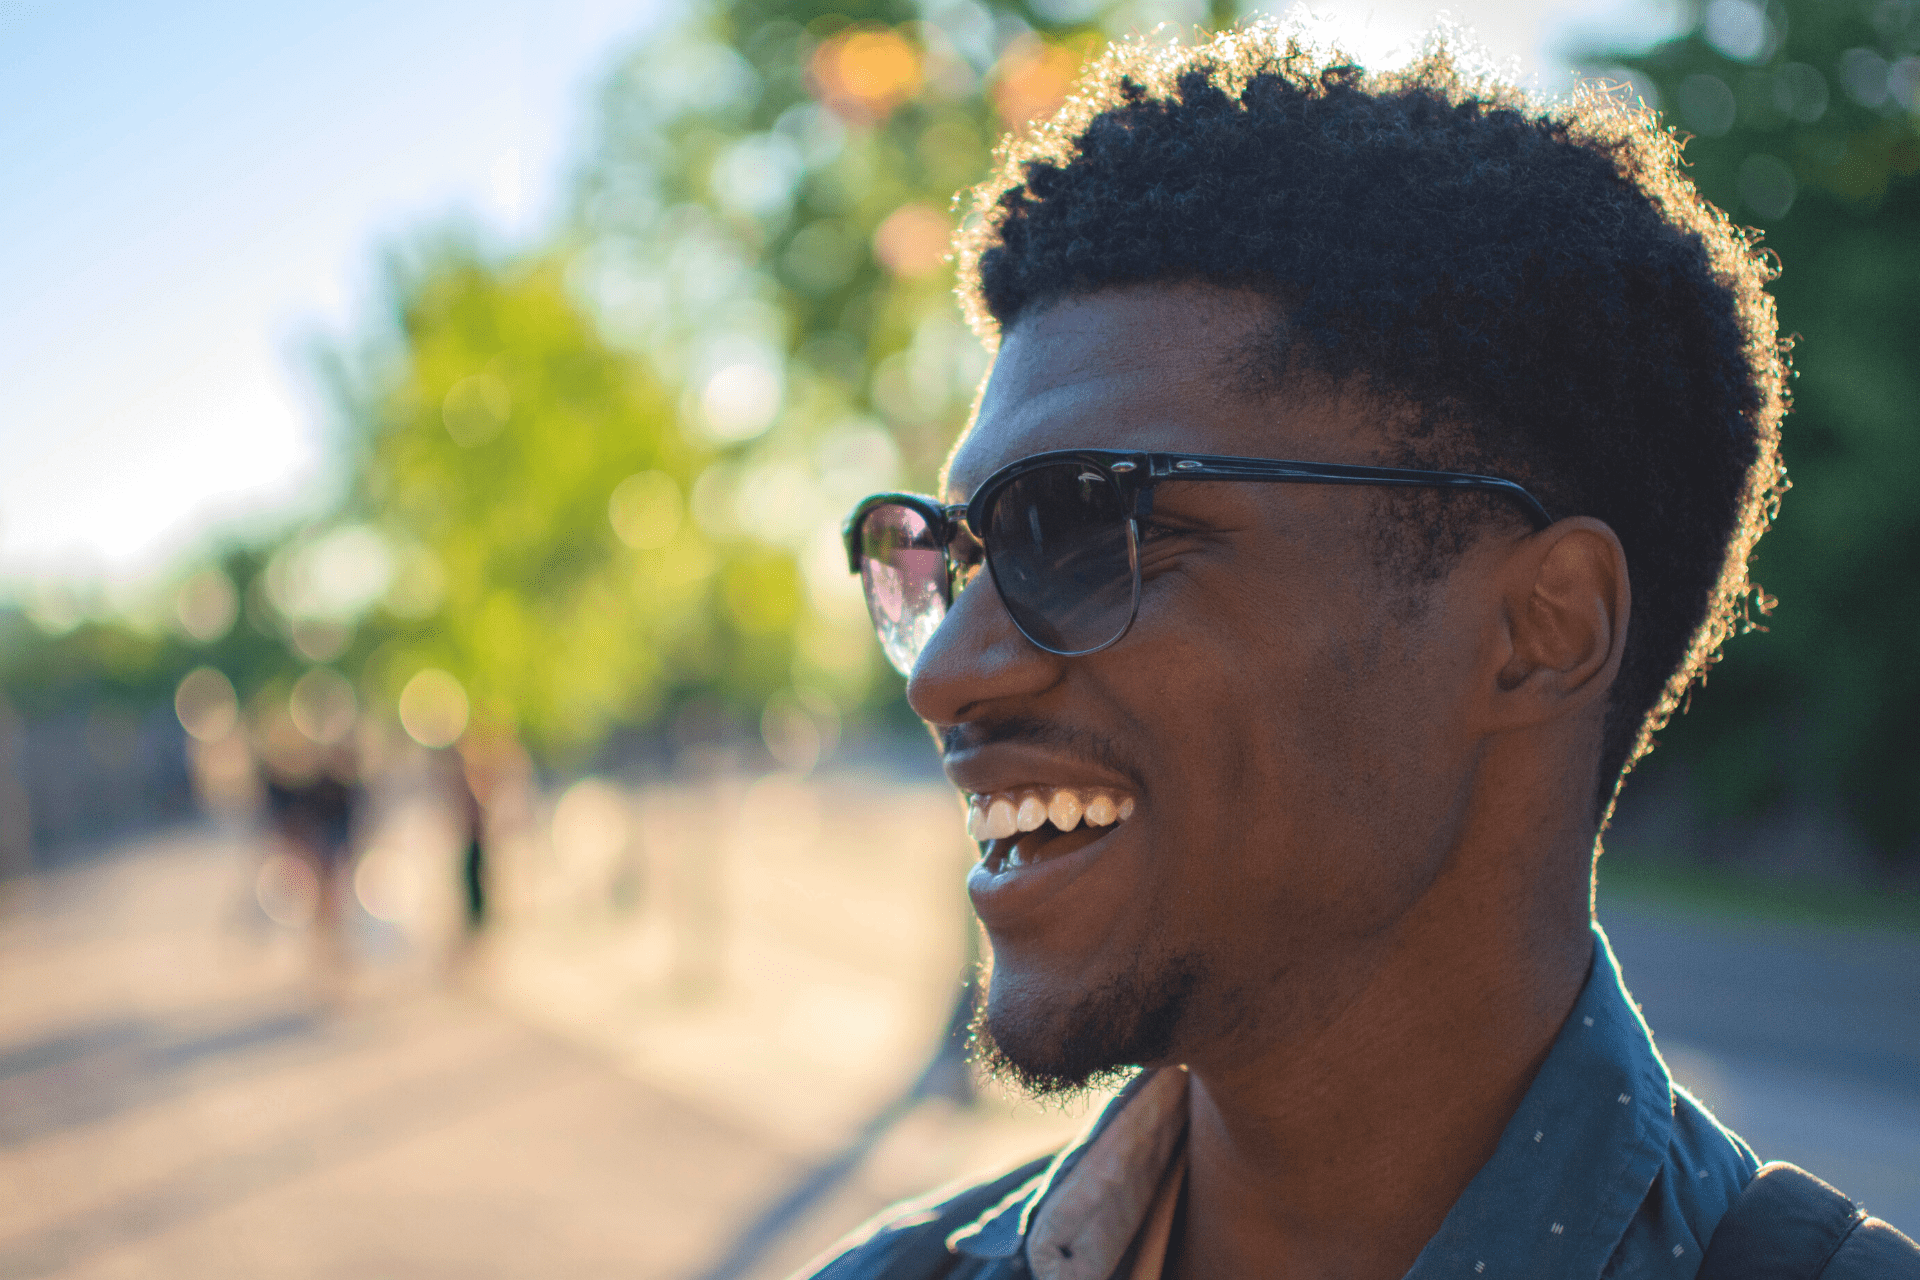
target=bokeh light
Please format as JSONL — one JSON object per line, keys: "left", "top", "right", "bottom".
{"left": 174, "top": 568, "right": 238, "bottom": 643}
{"left": 1703, "top": 0, "right": 1773, "bottom": 61}
{"left": 174, "top": 667, "right": 240, "bottom": 743}
{"left": 354, "top": 842, "right": 426, "bottom": 924}
{"left": 442, "top": 371, "right": 512, "bottom": 447}
{"left": 990, "top": 36, "right": 1080, "bottom": 131}
{"left": 398, "top": 668, "right": 470, "bottom": 747}
{"left": 382, "top": 543, "right": 448, "bottom": 618}
{"left": 699, "top": 361, "right": 783, "bottom": 442}
{"left": 809, "top": 27, "right": 924, "bottom": 123}
{"left": 6, "top": 0, "right": 1920, "bottom": 1271}
{"left": 289, "top": 668, "right": 358, "bottom": 745}
{"left": 266, "top": 524, "right": 394, "bottom": 626}
{"left": 761, "top": 687, "right": 841, "bottom": 774}
{"left": 609, "top": 471, "right": 685, "bottom": 550}
{"left": 873, "top": 203, "right": 952, "bottom": 277}
{"left": 255, "top": 852, "right": 319, "bottom": 927}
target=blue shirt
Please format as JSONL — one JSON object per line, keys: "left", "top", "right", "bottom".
{"left": 806, "top": 922, "right": 1760, "bottom": 1279}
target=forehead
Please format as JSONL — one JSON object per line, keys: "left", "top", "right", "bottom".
{"left": 944, "top": 284, "right": 1379, "bottom": 500}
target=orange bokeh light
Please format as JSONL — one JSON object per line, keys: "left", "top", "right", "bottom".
{"left": 810, "top": 27, "right": 924, "bottom": 124}
{"left": 873, "top": 203, "right": 952, "bottom": 277}
{"left": 992, "top": 37, "right": 1080, "bottom": 133}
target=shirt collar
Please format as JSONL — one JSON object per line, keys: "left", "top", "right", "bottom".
{"left": 950, "top": 922, "right": 1674, "bottom": 1277}
{"left": 949, "top": 1069, "right": 1180, "bottom": 1265}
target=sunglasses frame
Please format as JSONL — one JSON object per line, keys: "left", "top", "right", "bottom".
{"left": 843, "top": 448, "right": 1554, "bottom": 664}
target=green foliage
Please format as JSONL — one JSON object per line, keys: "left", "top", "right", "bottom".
{"left": 0, "top": 614, "right": 181, "bottom": 719}
{"left": 1589, "top": 0, "right": 1920, "bottom": 856}
{"left": 0, "top": 0, "right": 1233, "bottom": 766}
{"left": 339, "top": 252, "right": 739, "bottom": 750}
{"left": 333, "top": 0, "right": 1162, "bottom": 751}
{"left": 0, "top": 545, "right": 309, "bottom": 723}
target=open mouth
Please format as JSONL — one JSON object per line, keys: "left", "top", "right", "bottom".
{"left": 967, "top": 786, "right": 1137, "bottom": 871}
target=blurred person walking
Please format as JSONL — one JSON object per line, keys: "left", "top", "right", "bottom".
{"left": 256, "top": 709, "right": 365, "bottom": 980}
{"left": 437, "top": 744, "right": 488, "bottom": 936}
{"left": 444, "top": 729, "right": 533, "bottom": 948}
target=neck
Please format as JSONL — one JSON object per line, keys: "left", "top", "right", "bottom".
{"left": 1171, "top": 794, "right": 1595, "bottom": 1280}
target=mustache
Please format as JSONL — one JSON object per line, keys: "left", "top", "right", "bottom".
{"left": 938, "top": 715, "right": 1144, "bottom": 788}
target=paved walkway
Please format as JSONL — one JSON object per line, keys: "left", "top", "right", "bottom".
{"left": 0, "top": 834, "right": 816, "bottom": 1280}
{"left": 0, "top": 812, "right": 1090, "bottom": 1280}
{"left": 2, "top": 808, "right": 1913, "bottom": 1279}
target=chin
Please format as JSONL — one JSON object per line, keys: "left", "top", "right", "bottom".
{"left": 970, "top": 946, "right": 1206, "bottom": 1099}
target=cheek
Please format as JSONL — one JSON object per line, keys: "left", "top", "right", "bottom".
{"left": 1127, "top": 559, "right": 1458, "bottom": 925}
{"left": 1134, "top": 549, "right": 1347, "bottom": 788}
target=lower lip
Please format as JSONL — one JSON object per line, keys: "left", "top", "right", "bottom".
{"left": 967, "top": 820, "right": 1129, "bottom": 930}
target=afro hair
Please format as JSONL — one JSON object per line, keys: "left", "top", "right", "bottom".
{"left": 955, "top": 25, "right": 1789, "bottom": 818}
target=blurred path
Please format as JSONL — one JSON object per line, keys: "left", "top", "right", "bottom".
{"left": 1600, "top": 895, "right": 1920, "bottom": 1230}
{"left": 0, "top": 818, "right": 1092, "bottom": 1280}
{"left": 0, "top": 832, "right": 813, "bottom": 1280}
{"left": 4, "top": 823, "right": 1911, "bottom": 1280}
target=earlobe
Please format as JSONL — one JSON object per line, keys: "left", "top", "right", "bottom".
{"left": 1492, "top": 518, "right": 1630, "bottom": 715}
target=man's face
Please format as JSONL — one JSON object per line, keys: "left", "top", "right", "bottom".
{"left": 908, "top": 284, "right": 1499, "bottom": 1090}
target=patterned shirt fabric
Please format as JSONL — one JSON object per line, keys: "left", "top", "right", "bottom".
{"left": 804, "top": 921, "right": 1760, "bottom": 1280}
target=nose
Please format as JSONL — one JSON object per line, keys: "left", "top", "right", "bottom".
{"left": 906, "top": 565, "right": 1064, "bottom": 727}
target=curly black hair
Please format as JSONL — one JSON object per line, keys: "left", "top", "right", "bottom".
{"left": 955, "top": 26, "right": 1788, "bottom": 820}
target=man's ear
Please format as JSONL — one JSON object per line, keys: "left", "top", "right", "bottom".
{"left": 1486, "top": 517, "right": 1630, "bottom": 726}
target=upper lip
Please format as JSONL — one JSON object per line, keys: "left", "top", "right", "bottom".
{"left": 942, "top": 741, "right": 1139, "bottom": 798}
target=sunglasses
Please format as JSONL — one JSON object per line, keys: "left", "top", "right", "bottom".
{"left": 843, "top": 449, "right": 1553, "bottom": 677}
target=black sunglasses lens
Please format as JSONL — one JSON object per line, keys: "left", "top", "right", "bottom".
{"left": 985, "top": 463, "right": 1136, "bottom": 655}
{"left": 857, "top": 503, "right": 950, "bottom": 676}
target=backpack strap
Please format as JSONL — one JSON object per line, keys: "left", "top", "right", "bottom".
{"left": 1699, "top": 1161, "right": 1920, "bottom": 1279}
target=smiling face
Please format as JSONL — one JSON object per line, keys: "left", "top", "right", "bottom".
{"left": 908, "top": 283, "right": 1513, "bottom": 1090}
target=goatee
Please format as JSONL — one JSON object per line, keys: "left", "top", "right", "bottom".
{"left": 968, "top": 950, "right": 1203, "bottom": 1099}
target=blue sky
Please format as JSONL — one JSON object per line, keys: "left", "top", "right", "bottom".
{"left": 0, "top": 0, "right": 658, "bottom": 589}
{"left": 0, "top": 0, "right": 1678, "bottom": 594}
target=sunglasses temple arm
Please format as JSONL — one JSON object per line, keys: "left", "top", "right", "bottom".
{"left": 1152, "top": 469, "right": 1550, "bottom": 530}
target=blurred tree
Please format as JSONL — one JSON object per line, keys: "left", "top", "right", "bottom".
{"left": 0, "top": 545, "right": 296, "bottom": 722}
{"left": 1583, "top": 0, "right": 1920, "bottom": 862}
{"left": 561, "top": 0, "right": 1131, "bottom": 730}
{"left": 330, "top": 250, "right": 765, "bottom": 751}
{"left": 326, "top": 0, "right": 1230, "bottom": 758}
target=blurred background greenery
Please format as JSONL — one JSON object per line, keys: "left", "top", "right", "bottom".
{"left": 1596, "top": 0, "right": 1920, "bottom": 874}
{"left": 2, "top": 0, "right": 1916, "bottom": 879}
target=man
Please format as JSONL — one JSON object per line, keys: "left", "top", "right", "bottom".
{"left": 819, "top": 25, "right": 1915, "bottom": 1280}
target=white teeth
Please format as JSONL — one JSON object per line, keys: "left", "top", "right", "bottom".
{"left": 1047, "top": 790, "right": 1084, "bottom": 832}
{"left": 965, "top": 786, "right": 1135, "bottom": 843}
{"left": 1015, "top": 794, "right": 1048, "bottom": 832}
{"left": 1084, "top": 793, "right": 1118, "bottom": 827}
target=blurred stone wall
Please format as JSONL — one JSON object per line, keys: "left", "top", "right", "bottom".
{"left": 2, "top": 704, "right": 194, "bottom": 873}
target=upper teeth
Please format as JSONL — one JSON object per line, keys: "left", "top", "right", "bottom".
{"left": 966, "top": 787, "right": 1136, "bottom": 841}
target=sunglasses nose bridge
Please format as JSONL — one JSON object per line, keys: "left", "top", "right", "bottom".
{"left": 949, "top": 512, "right": 982, "bottom": 555}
